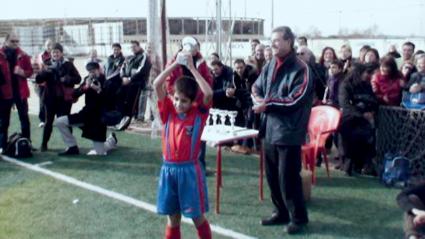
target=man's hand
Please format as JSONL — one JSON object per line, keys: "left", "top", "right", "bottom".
{"left": 85, "top": 78, "right": 93, "bottom": 88}
{"left": 253, "top": 102, "right": 266, "bottom": 114}
{"left": 410, "top": 83, "right": 422, "bottom": 94}
{"left": 363, "top": 112, "right": 374, "bottom": 120}
{"left": 14, "top": 66, "right": 25, "bottom": 77}
{"left": 122, "top": 77, "right": 131, "bottom": 86}
{"left": 226, "top": 88, "right": 235, "bottom": 97}
{"left": 90, "top": 82, "right": 101, "bottom": 93}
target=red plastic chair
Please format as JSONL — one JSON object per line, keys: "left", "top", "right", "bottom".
{"left": 302, "top": 106, "right": 341, "bottom": 184}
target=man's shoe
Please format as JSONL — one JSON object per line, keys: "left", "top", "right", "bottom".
{"left": 116, "top": 116, "right": 131, "bottom": 131}
{"left": 38, "top": 122, "right": 45, "bottom": 128}
{"left": 260, "top": 214, "right": 290, "bottom": 226}
{"left": 40, "top": 144, "right": 48, "bottom": 152}
{"left": 58, "top": 146, "right": 79, "bottom": 156}
{"left": 283, "top": 222, "right": 307, "bottom": 234}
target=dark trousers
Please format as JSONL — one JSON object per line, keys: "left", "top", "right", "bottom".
{"left": 341, "top": 133, "right": 373, "bottom": 174}
{"left": 0, "top": 98, "right": 31, "bottom": 149}
{"left": 243, "top": 110, "right": 261, "bottom": 149}
{"left": 404, "top": 195, "right": 425, "bottom": 238}
{"left": 116, "top": 85, "right": 141, "bottom": 118}
{"left": 42, "top": 97, "right": 72, "bottom": 146}
{"left": 38, "top": 85, "right": 45, "bottom": 123}
{"left": 264, "top": 143, "right": 309, "bottom": 225}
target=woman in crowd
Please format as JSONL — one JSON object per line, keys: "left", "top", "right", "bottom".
{"left": 339, "top": 64, "right": 378, "bottom": 176}
{"left": 371, "top": 56, "right": 405, "bottom": 106}
{"left": 318, "top": 46, "right": 337, "bottom": 69}
{"left": 356, "top": 45, "right": 371, "bottom": 64}
{"left": 364, "top": 48, "right": 380, "bottom": 74}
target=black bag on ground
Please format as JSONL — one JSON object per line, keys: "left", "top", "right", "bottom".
{"left": 101, "top": 110, "right": 122, "bottom": 126}
{"left": 4, "top": 132, "right": 33, "bottom": 158}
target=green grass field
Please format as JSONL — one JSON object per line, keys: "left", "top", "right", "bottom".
{"left": 0, "top": 113, "right": 405, "bottom": 239}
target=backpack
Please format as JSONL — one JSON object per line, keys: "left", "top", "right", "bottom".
{"left": 4, "top": 132, "right": 33, "bottom": 158}
{"left": 381, "top": 153, "right": 410, "bottom": 188}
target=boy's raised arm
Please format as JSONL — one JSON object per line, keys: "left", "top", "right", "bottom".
{"left": 185, "top": 53, "right": 213, "bottom": 106}
{"left": 153, "top": 61, "right": 179, "bottom": 101}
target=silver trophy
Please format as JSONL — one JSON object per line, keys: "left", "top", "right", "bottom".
{"left": 228, "top": 111, "right": 238, "bottom": 136}
{"left": 210, "top": 109, "right": 219, "bottom": 133}
{"left": 218, "top": 110, "right": 229, "bottom": 134}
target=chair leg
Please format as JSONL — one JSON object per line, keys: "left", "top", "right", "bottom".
{"left": 322, "top": 148, "right": 331, "bottom": 178}
{"left": 309, "top": 150, "right": 315, "bottom": 184}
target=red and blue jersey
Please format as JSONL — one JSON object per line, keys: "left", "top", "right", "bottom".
{"left": 158, "top": 96, "right": 210, "bottom": 162}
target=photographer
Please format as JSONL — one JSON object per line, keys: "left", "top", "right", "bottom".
{"left": 35, "top": 43, "right": 81, "bottom": 151}
{"left": 56, "top": 62, "right": 117, "bottom": 156}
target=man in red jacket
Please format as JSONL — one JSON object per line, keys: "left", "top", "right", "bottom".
{"left": 164, "top": 36, "right": 213, "bottom": 171}
{"left": 0, "top": 33, "right": 34, "bottom": 152}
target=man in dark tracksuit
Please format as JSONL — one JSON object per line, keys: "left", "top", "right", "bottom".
{"left": 116, "top": 41, "right": 152, "bottom": 130}
{"left": 252, "top": 26, "right": 313, "bottom": 235}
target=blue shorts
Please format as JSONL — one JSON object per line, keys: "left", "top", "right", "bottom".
{"left": 157, "top": 160, "right": 209, "bottom": 218}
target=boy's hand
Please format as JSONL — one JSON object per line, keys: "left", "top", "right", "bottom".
{"left": 183, "top": 52, "right": 195, "bottom": 70}
{"left": 85, "top": 78, "right": 93, "bottom": 88}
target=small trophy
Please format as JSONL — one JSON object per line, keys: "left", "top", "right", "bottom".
{"left": 218, "top": 110, "right": 228, "bottom": 134}
{"left": 210, "top": 109, "right": 219, "bottom": 133}
{"left": 228, "top": 111, "right": 238, "bottom": 136}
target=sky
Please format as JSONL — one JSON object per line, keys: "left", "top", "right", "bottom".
{"left": 0, "top": 0, "right": 424, "bottom": 37}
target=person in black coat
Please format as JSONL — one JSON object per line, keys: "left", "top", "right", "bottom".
{"left": 56, "top": 62, "right": 117, "bottom": 156}
{"left": 338, "top": 64, "right": 378, "bottom": 176}
{"left": 35, "top": 43, "right": 81, "bottom": 152}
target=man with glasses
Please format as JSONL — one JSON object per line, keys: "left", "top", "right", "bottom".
{"left": 297, "top": 46, "right": 327, "bottom": 105}
{"left": 115, "top": 40, "right": 152, "bottom": 130}
{"left": 0, "top": 33, "right": 34, "bottom": 152}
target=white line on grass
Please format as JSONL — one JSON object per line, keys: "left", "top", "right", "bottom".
{"left": 35, "top": 161, "right": 53, "bottom": 167}
{"left": 2, "top": 155, "right": 257, "bottom": 239}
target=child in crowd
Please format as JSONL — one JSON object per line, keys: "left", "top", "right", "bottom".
{"left": 153, "top": 51, "right": 213, "bottom": 239}
{"left": 326, "top": 59, "right": 344, "bottom": 108}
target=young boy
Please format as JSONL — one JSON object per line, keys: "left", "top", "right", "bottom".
{"left": 153, "top": 52, "right": 213, "bottom": 239}
{"left": 326, "top": 59, "right": 344, "bottom": 108}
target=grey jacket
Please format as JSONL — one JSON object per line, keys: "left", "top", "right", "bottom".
{"left": 252, "top": 50, "right": 313, "bottom": 145}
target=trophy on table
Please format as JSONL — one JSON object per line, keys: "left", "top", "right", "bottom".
{"left": 218, "top": 110, "right": 229, "bottom": 134}
{"left": 228, "top": 111, "right": 238, "bottom": 136}
{"left": 209, "top": 109, "right": 219, "bottom": 133}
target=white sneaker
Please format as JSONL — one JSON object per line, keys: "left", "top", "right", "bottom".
{"left": 38, "top": 122, "right": 45, "bottom": 128}
{"left": 87, "top": 149, "right": 97, "bottom": 156}
{"left": 116, "top": 116, "right": 130, "bottom": 131}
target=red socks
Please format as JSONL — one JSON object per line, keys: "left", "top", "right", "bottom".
{"left": 196, "top": 220, "right": 212, "bottom": 239}
{"left": 164, "top": 225, "right": 181, "bottom": 239}
{"left": 165, "top": 220, "right": 211, "bottom": 239}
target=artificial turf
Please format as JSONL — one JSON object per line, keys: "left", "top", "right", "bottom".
{"left": 0, "top": 113, "right": 405, "bottom": 238}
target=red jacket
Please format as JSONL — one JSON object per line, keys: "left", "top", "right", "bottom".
{"left": 371, "top": 72, "right": 404, "bottom": 106}
{"left": 0, "top": 46, "right": 33, "bottom": 100}
{"left": 164, "top": 52, "right": 213, "bottom": 105}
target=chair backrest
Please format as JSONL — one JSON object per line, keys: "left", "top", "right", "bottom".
{"left": 308, "top": 106, "right": 342, "bottom": 145}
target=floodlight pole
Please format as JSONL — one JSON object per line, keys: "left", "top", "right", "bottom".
{"left": 161, "top": 0, "right": 167, "bottom": 68}
{"left": 216, "top": 0, "right": 222, "bottom": 58}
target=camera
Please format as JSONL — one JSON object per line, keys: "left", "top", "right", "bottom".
{"left": 92, "top": 79, "right": 99, "bottom": 86}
